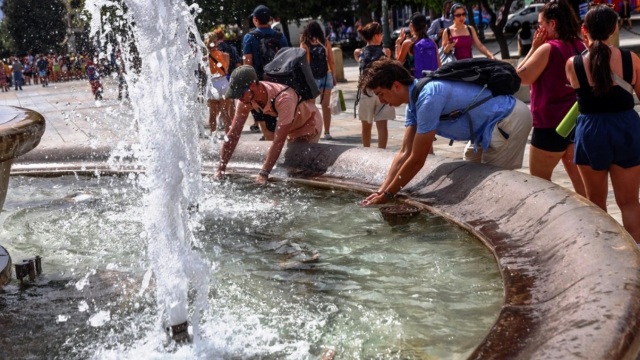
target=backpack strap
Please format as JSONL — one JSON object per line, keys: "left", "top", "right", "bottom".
{"left": 621, "top": 49, "right": 633, "bottom": 84}
{"left": 413, "top": 78, "right": 491, "bottom": 145}
{"left": 573, "top": 54, "right": 590, "bottom": 90}
{"left": 209, "top": 53, "right": 227, "bottom": 74}
{"left": 263, "top": 86, "right": 301, "bottom": 117}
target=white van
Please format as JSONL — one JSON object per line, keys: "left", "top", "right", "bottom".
{"left": 505, "top": 3, "right": 544, "bottom": 32}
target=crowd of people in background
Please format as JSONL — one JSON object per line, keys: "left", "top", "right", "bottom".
{"left": 0, "top": 52, "right": 116, "bottom": 91}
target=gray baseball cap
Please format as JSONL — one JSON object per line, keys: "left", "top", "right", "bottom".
{"left": 225, "top": 65, "right": 257, "bottom": 99}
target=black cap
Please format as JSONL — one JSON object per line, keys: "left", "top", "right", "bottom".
{"left": 251, "top": 5, "right": 271, "bottom": 24}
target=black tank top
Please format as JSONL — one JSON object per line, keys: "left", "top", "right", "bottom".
{"left": 573, "top": 49, "right": 635, "bottom": 114}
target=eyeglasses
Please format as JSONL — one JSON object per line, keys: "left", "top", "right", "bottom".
{"left": 453, "top": 12, "right": 467, "bottom": 18}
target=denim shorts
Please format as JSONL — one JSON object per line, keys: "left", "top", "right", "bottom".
{"left": 574, "top": 110, "right": 640, "bottom": 171}
{"left": 315, "top": 73, "right": 334, "bottom": 91}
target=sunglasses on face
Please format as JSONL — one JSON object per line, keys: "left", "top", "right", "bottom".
{"left": 453, "top": 12, "right": 467, "bottom": 17}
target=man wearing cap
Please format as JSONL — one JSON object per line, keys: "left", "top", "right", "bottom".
{"left": 243, "top": 5, "right": 289, "bottom": 75}
{"left": 215, "top": 65, "right": 322, "bottom": 185}
{"left": 427, "top": 0, "right": 453, "bottom": 46}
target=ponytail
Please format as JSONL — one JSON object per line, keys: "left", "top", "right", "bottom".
{"left": 589, "top": 40, "right": 612, "bottom": 96}
{"left": 583, "top": 5, "right": 619, "bottom": 96}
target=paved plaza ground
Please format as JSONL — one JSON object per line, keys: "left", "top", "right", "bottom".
{"left": 1, "top": 23, "right": 639, "bottom": 226}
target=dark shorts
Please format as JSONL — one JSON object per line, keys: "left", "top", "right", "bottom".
{"left": 531, "top": 127, "right": 574, "bottom": 152}
{"left": 574, "top": 111, "right": 640, "bottom": 171}
{"left": 251, "top": 110, "right": 277, "bottom": 132}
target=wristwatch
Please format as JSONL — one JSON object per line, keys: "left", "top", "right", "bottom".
{"left": 383, "top": 191, "right": 395, "bottom": 200}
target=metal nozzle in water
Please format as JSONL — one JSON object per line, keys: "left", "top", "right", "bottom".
{"left": 15, "top": 256, "right": 42, "bottom": 282}
{"left": 167, "top": 321, "right": 191, "bottom": 343}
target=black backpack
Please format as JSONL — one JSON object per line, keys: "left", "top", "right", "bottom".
{"left": 308, "top": 42, "right": 328, "bottom": 79}
{"left": 217, "top": 41, "right": 241, "bottom": 76}
{"left": 411, "top": 58, "right": 520, "bottom": 145}
{"left": 263, "top": 47, "right": 320, "bottom": 102}
{"left": 414, "top": 58, "right": 521, "bottom": 99}
{"left": 354, "top": 45, "right": 387, "bottom": 117}
{"left": 358, "top": 45, "right": 385, "bottom": 75}
{"left": 250, "top": 29, "right": 284, "bottom": 76}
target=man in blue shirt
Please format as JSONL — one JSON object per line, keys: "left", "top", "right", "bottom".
{"left": 427, "top": 0, "right": 454, "bottom": 46}
{"left": 242, "top": 5, "right": 289, "bottom": 78}
{"left": 242, "top": 4, "right": 290, "bottom": 135}
{"left": 360, "top": 59, "right": 532, "bottom": 205}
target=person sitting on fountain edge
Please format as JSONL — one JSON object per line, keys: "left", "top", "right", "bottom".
{"left": 215, "top": 65, "right": 322, "bottom": 184}
{"left": 360, "top": 59, "right": 532, "bottom": 205}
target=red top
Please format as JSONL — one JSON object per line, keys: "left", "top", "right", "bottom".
{"left": 530, "top": 38, "right": 586, "bottom": 128}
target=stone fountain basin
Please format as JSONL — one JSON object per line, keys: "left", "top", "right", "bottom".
{"left": 0, "top": 106, "right": 45, "bottom": 163}
{"left": 12, "top": 140, "right": 640, "bottom": 359}
{"left": 1, "top": 106, "right": 46, "bottom": 284}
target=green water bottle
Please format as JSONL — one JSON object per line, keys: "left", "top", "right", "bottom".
{"left": 338, "top": 90, "right": 346, "bottom": 112}
{"left": 556, "top": 102, "right": 579, "bottom": 138}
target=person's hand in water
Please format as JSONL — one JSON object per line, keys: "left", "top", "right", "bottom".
{"left": 255, "top": 173, "right": 268, "bottom": 185}
{"left": 359, "top": 192, "right": 389, "bottom": 206}
{"left": 214, "top": 169, "right": 225, "bottom": 180}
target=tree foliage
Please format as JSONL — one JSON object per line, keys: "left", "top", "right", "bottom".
{"left": 1, "top": 0, "right": 68, "bottom": 54}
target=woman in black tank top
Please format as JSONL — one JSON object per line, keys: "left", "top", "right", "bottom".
{"left": 565, "top": 5, "right": 640, "bottom": 245}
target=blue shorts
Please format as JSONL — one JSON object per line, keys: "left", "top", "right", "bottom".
{"left": 315, "top": 73, "right": 334, "bottom": 91}
{"left": 574, "top": 110, "right": 640, "bottom": 171}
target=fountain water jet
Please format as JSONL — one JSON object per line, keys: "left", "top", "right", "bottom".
{"left": 85, "top": 0, "right": 210, "bottom": 340}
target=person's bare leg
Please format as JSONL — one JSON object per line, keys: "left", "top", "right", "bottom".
{"left": 529, "top": 145, "right": 563, "bottom": 180}
{"left": 258, "top": 122, "right": 274, "bottom": 140}
{"left": 561, "top": 144, "right": 586, "bottom": 196}
{"left": 577, "top": 165, "right": 609, "bottom": 212}
{"left": 207, "top": 99, "right": 221, "bottom": 133}
{"left": 610, "top": 164, "right": 640, "bottom": 243}
{"left": 361, "top": 121, "right": 372, "bottom": 147}
{"left": 375, "top": 120, "right": 388, "bottom": 149}
{"left": 320, "top": 89, "right": 332, "bottom": 136}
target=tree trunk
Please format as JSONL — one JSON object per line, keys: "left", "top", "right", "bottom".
{"left": 481, "top": 0, "right": 514, "bottom": 59}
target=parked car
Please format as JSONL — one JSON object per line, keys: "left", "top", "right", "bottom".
{"left": 505, "top": 3, "right": 544, "bottom": 32}
{"left": 465, "top": 10, "right": 490, "bottom": 30}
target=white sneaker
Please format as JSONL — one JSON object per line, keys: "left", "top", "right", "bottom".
{"left": 324, "top": 133, "right": 333, "bottom": 140}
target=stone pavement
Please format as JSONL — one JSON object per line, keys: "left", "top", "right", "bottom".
{"left": 1, "top": 27, "right": 640, "bottom": 225}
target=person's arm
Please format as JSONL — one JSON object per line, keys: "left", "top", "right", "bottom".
{"left": 427, "top": 20, "right": 440, "bottom": 41}
{"left": 470, "top": 27, "right": 495, "bottom": 59}
{"left": 353, "top": 48, "right": 362, "bottom": 62}
{"left": 242, "top": 34, "right": 253, "bottom": 66}
{"left": 395, "top": 38, "right": 413, "bottom": 64}
{"left": 441, "top": 27, "right": 455, "bottom": 54}
{"left": 326, "top": 39, "right": 336, "bottom": 86}
{"left": 516, "top": 26, "right": 550, "bottom": 85}
{"left": 255, "top": 120, "right": 292, "bottom": 184}
{"left": 301, "top": 42, "right": 310, "bottom": 64}
{"left": 565, "top": 56, "right": 580, "bottom": 89}
{"left": 215, "top": 103, "right": 251, "bottom": 178}
{"left": 364, "top": 130, "right": 435, "bottom": 205}
{"left": 632, "top": 51, "right": 640, "bottom": 96}
{"left": 364, "top": 125, "right": 417, "bottom": 203}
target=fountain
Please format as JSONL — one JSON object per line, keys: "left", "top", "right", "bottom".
{"left": 1, "top": 0, "right": 640, "bottom": 358}
{"left": 0, "top": 106, "right": 45, "bottom": 285}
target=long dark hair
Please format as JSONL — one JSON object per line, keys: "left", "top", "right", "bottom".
{"left": 301, "top": 20, "right": 326, "bottom": 45}
{"left": 583, "top": 5, "right": 619, "bottom": 96}
{"left": 410, "top": 13, "right": 429, "bottom": 41}
{"left": 540, "top": 0, "right": 581, "bottom": 41}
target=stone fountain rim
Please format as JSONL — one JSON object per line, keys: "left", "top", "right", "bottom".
{"left": 10, "top": 140, "right": 640, "bottom": 360}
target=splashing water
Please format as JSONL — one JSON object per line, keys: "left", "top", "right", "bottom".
{"left": 85, "top": 0, "right": 210, "bottom": 341}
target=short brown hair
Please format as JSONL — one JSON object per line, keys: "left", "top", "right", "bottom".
{"left": 360, "top": 59, "right": 414, "bottom": 94}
